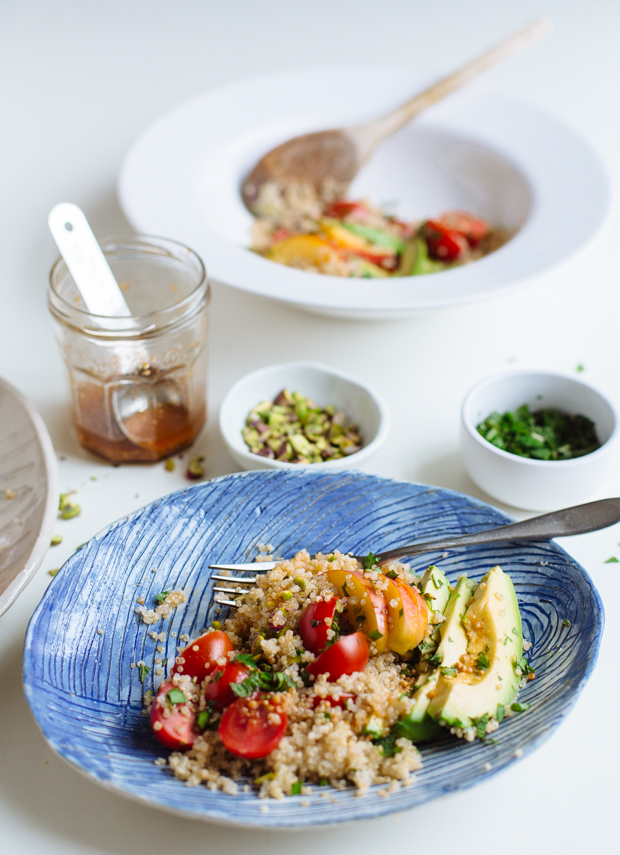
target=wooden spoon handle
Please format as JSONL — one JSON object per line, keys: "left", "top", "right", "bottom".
{"left": 352, "top": 18, "right": 552, "bottom": 154}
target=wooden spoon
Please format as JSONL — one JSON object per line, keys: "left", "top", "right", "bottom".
{"left": 242, "top": 18, "right": 551, "bottom": 211}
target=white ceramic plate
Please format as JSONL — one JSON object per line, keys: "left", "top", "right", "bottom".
{"left": 118, "top": 68, "right": 611, "bottom": 320}
{"left": 0, "top": 377, "right": 58, "bottom": 616}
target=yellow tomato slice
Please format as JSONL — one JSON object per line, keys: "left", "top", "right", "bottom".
{"left": 383, "top": 576, "right": 428, "bottom": 655}
{"left": 327, "top": 569, "right": 388, "bottom": 653}
{"left": 267, "top": 234, "right": 341, "bottom": 269}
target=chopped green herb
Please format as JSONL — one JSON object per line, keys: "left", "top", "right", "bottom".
{"left": 476, "top": 651, "right": 490, "bottom": 671}
{"left": 364, "top": 552, "right": 381, "bottom": 570}
{"left": 367, "top": 630, "right": 384, "bottom": 641}
{"left": 605, "top": 556, "right": 619, "bottom": 563}
{"left": 319, "top": 778, "right": 329, "bottom": 787}
{"left": 291, "top": 781, "right": 302, "bottom": 796}
{"left": 476, "top": 404, "right": 600, "bottom": 461}
{"left": 166, "top": 688, "right": 187, "bottom": 705}
{"left": 154, "top": 591, "right": 169, "bottom": 604}
{"left": 496, "top": 704, "right": 505, "bottom": 723}
{"left": 231, "top": 667, "right": 296, "bottom": 698}
{"left": 512, "top": 627, "right": 519, "bottom": 636}
{"left": 138, "top": 663, "right": 150, "bottom": 683}
{"left": 372, "top": 729, "right": 402, "bottom": 758}
{"left": 511, "top": 702, "right": 530, "bottom": 713}
{"left": 197, "top": 706, "right": 215, "bottom": 730}
{"left": 355, "top": 614, "right": 366, "bottom": 623}
{"left": 476, "top": 713, "right": 489, "bottom": 740}
{"left": 235, "top": 653, "right": 259, "bottom": 669}
{"left": 448, "top": 636, "right": 454, "bottom": 643}
{"left": 576, "top": 363, "right": 584, "bottom": 373}
{"left": 384, "top": 569, "right": 398, "bottom": 580}
{"left": 440, "top": 667, "right": 457, "bottom": 677}
{"left": 562, "top": 619, "right": 572, "bottom": 628}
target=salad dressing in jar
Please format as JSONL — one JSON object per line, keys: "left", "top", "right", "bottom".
{"left": 49, "top": 236, "right": 210, "bottom": 463}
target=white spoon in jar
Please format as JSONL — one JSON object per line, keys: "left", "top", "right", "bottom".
{"left": 48, "top": 204, "right": 187, "bottom": 452}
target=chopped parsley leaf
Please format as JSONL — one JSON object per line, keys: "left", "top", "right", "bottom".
{"left": 476, "top": 651, "right": 490, "bottom": 670}
{"left": 476, "top": 713, "right": 489, "bottom": 740}
{"left": 291, "top": 781, "right": 302, "bottom": 795}
{"left": 138, "top": 663, "right": 150, "bottom": 683}
{"left": 367, "top": 630, "right": 384, "bottom": 641}
{"left": 154, "top": 591, "right": 169, "bottom": 604}
{"left": 364, "top": 552, "right": 381, "bottom": 570}
{"left": 166, "top": 688, "right": 186, "bottom": 705}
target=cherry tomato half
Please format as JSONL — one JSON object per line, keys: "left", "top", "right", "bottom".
{"left": 422, "top": 220, "right": 469, "bottom": 263}
{"left": 173, "top": 630, "right": 233, "bottom": 683}
{"left": 306, "top": 632, "right": 369, "bottom": 682}
{"left": 324, "top": 200, "right": 368, "bottom": 220}
{"left": 204, "top": 661, "right": 251, "bottom": 709}
{"left": 312, "top": 692, "right": 356, "bottom": 710}
{"left": 219, "top": 693, "right": 288, "bottom": 759}
{"left": 150, "top": 681, "right": 196, "bottom": 750}
{"left": 438, "top": 210, "right": 489, "bottom": 247}
{"left": 299, "top": 598, "right": 341, "bottom": 654}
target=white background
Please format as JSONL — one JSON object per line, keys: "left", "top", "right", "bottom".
{"left": 1, "top": 1, "right": 619, "bottom": 852}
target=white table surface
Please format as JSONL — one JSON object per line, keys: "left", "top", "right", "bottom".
{"left": 1, "top": 1, "right": 619, "bottom": 852}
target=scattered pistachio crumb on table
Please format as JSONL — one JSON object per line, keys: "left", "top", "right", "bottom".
{"left": 50, "top": 535, "right": 62, "bottom": 546}
{"left": 186, "top": 456, "right": 204, "bottom": 480}
{"left": 48, "top": 568, "right": 60, "bottom": 577}
{"left": 164, "top": 458, "right": 175, "bottom": 472}
{"left": 58, "top": 491, "right": 81, "bottom": 519}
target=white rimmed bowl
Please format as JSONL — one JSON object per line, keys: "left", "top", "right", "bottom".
{"left": 219, "top": 361, "right": 389, "bottom": 471}
{"left": 460, "top": 371, "right": 619, "bottom": 511}
{"left": 118, "top": 68, "right": 611, "bottom": 320}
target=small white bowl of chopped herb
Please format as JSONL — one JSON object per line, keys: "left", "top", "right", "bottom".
{"left": 219, "top": 361, "right": 389, "bottom": 471}
{"left": 460, "top": 370, "right": 619, "bottom": 511}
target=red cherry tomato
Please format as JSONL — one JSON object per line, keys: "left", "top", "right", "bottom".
{"left": 324, "top": 200, "right": 368, "bottom": 220}
{"left": 219, "top": 693, "right": 288, "bottom": 759}
{"left": 299, "top": 598, "right": 341, "bottom": 654}
{"left": 306, "top": 632, "right": 369, "bottom": 682}
{"left": 173, "top": 630, "right": 233, "bottom": 683}
{"left": 150, "top": 681, "right": 196, "bottom": 750}
{"left": 203, "top": 661, "right": 251, "bottom": 709}
{"left": 312, "top": 692, "right": 356, "bottom": 709}
{"left": 437, "top": 210, "right": 489, "bottom": 247}
{"left": 422, "top": 220, "right": 469, "bottom": 262}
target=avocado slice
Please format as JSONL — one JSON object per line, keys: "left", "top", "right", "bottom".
{"left": 428, "top": 565, "right": 523, "bottom": 730}
{"left": 396, "top": 574, "right": 474, "bottom": 742}
{"left": 340, "top": 221, "right": 405, "bottom": 254}
{"left": 410, "top": 236, "right": 447, "bottom": 276}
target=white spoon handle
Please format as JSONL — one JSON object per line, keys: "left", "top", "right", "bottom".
{"left": 48, "top": 203, "right": 131, "bottom": 317}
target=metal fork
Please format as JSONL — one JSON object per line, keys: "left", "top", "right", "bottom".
{"left": 208, "top": 497, "right": 620, "bottom": 607}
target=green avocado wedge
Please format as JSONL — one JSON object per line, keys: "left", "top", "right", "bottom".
{"left": 428, "top": 565, "right": 523, "bottom": 730}
{"left": 410, "top": 236, "right": 447, "bottom": 276}
{"left": 397, "top": 574, "right": 475, "bottom": 742}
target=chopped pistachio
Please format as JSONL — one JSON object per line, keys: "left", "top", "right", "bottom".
{"left": 50, "top": 535, "right": 63, "bottom": 546}
{"left": 293, "top": 577, "right": 306, "bottom": 591}
{"left": 186, "top": 456, "right": 205, "bottom": 480}
{"left": 48, "top": 568, "right": 60, "bottom": 577}
{"left": 241, "top": 389, "right": 362, "bottom": 465}
{"left": 164, "top": 458, "right": 175, "bottom": 472}
{"left": 59, "top": 492, "right": 81, "bottom": 519}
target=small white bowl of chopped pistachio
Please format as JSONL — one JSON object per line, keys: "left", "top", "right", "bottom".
{"left": 219, "top": 361, "right": 389, "bottom": 471}
{"left": 461, "top": 370, "right": 619, "bottom": 510}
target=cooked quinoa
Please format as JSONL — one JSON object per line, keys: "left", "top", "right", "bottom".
{"left": 163, "top": 551, "right": 423, "bottom": 798}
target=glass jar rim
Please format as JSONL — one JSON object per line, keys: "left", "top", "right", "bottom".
{"left": 48, "top": 234, "right": 209, "bottom": 338}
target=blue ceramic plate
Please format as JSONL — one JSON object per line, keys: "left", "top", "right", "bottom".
{"left": 23, "top": 470, "right": 603, "bottom": 827}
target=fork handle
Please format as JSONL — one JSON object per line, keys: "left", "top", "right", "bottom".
{"left": 377, "top": 497, "right": 620, "bottom": 565}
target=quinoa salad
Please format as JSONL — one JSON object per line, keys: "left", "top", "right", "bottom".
{"left": 145, "top": 550, "right": 534, "bottom": 800}
{"left": 250, "top": 183, "right": 511, "bottom": 278}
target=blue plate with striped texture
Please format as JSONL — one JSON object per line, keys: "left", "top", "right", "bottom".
{"left": 23, "top": 470, "right": 603, "bottom": 827}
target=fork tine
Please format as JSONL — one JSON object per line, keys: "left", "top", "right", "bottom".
{"left": 211, "top": 574, "right": 259, "bottom": 584}
{"left": 214, "top": 594, "right": 241, "bottom": 608}
{"left": 209, "top": 562, "right": 277, "bottom": 572}
{"left": 213, "top": 585, "right": 252, "bottom": 595}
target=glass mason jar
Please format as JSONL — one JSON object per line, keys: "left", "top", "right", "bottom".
{"left": 49, "top": 236, "right": 210, "bottom": 463}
